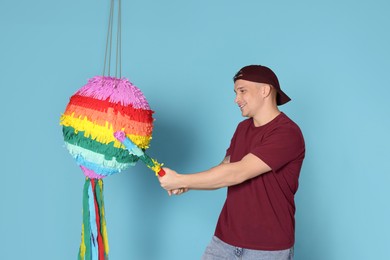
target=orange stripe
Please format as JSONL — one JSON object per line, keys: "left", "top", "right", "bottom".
{"left": 67, "top": 94, "right": 154, "bottom": 123}
{"left": 65, "top": 104, "right": 153, "bottom": 136}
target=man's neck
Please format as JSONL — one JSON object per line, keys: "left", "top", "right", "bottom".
{"left": 252, "top": 106, "right": 281, "bottom": 127}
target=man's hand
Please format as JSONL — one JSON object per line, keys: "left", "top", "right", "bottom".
{"left": 169, "top": 187, "right": 189, "bottom": 196}
{"left": 158, "top": 167, "right": 188, "bottom": 196}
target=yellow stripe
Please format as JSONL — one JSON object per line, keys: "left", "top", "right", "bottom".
{"left": 149, "top": 159, "right": 163, "bottom": 176}
{"left": 60, "top": 114, "right": 152, "bottom": 149}
{"left": 98, "top": 180, "right": 110, "bottom": 254}
{"left": 80, "top": 223, "right": 86, "bottom": 258}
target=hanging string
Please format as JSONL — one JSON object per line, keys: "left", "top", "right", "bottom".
{"left": 115, "top": 0, "right": 122, "bottom": 79}
{"left": 102, "top": 0, "right": 122, "bottom": 81}
{"left": 103, "top": 0, "right": 114, "bottom": 77}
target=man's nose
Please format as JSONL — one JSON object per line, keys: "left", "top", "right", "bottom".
{"left": 234, "top": 95, "right": 239, "bottom": 104}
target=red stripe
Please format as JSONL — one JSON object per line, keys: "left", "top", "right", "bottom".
{"left": 91, "top": 179, "right": 105, "bottom": 260}
{"left": 64, "top": 104, "right": 153, "bottom": 136}
{"left": 67, "top": 94, "right": 154, "bottom": 123}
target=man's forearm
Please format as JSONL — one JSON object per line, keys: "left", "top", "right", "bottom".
{"left": 178, "top": 154, "right": 271, "bottom": 190}
{"left": 180, "top": 162, "right": 242, "bottom": 190}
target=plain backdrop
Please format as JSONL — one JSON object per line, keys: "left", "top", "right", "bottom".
{"left": 1, "top": 0, "right": 389, "bottom": 259}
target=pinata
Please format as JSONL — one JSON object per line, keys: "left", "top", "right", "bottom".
{"left": 59, "top": 1, "right": 164, "bottom": 259}
{"left": 60, "top": 76, "right": 165, "bottom": 260}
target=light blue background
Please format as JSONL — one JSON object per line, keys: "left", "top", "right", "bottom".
{"left": 1, "top": 0, "right": 389, "bottom": 259}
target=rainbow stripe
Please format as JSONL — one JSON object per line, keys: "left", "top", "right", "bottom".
{"left": 78, "top": 179, "right": 109, "bottom": 260}
{"left": 61, "top": 76, "right": 156, "bottom": 260}
{"left": 60, "top": 76, "right": 154, "bottom": 178}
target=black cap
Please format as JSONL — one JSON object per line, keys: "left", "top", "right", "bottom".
{"left": 234, "top": 65, "right": 291, "bottom": 105}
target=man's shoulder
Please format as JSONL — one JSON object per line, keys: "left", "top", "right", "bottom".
{"left": 274, "top": 113, "right": 305, "bottom": 143}
{"left": 277, "top": 113, "right": 302, "bottom": 131}
{"left": 236, "top": 118, "right": 252, "bottom": 129}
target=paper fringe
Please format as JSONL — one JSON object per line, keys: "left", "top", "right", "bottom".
{"left": 75, "top": 76, "right": 151, "bottom": 109}
{"left": 79, "top": 178, "right": 109, "bottom": 260}
{"left": 75, "top": 154, "right": 122, "bottom": 176}
{"left": 63, "top": 126, "right": 138, "bottom": 163}
{"left": 64, "top": 103, "right": 153, "bottom": 137}
{"left": 60, "top": 113, "right": 152, "bottom": 149}
{"left": 66, "top": 143, "right": 133, "bottom": 170}
{"left": 118, "top": 133, "right": 163, "bottom": 176}
{"left": 66, "top": 94, "right": 154, "bottom": 123}
{"left": 96, "top": 180, "right": 109, "bottom": 254}
{"left": 80, "top": 166, "right": 105, "bottom": 180}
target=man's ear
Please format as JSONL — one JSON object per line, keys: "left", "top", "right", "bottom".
{"left": 261, "top": 84, "right": 272, "bottom": 98}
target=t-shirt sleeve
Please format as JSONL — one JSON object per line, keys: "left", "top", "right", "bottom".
{"left": 250, "top": 125, "right": 305, "bottom": 173}
{"left": 226, "top": 126, "right": 239, "bottom": 157}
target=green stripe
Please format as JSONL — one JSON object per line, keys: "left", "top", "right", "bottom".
{"left": 83, "top": 179, "right": 91, "bottom": 260}
{"left": 63, "top": 126, "right": 139, "bottom": 164}
{"left": 140, "top": 154, "right": 155, "bottom": 168}
{"left": 95, "top": 181, "right": 105, "bottom": 255}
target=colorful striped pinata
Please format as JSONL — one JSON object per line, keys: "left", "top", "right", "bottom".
{"left": 60, "top": 76, "right": 164, "bottom": 260}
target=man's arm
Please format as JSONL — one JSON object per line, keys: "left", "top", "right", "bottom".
{"left": 168, "top": 156, "right": 231, "bottom": 195}
{"left": 159, "top": 153, "right": 271, "bottom": 191}
{"left": 221, "top": 155, "right": 230, "bottom": 165}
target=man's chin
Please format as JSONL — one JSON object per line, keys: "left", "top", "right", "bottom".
{"left": 241, "top": 112, "right": 250, "bottom": 117}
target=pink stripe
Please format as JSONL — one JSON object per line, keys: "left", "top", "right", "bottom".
{"left": 80, "top": 166, "right": 104, "bottom": 179}
{"left": 75, "top": 76, "right": 151, "bottom": 110}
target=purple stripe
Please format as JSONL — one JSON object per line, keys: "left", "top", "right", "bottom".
{"left": 75, "top": 76, "right": 151, "bottom": 110}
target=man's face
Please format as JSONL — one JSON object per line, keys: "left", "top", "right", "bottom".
{"left": 234, "top": 79, "right": 264, "bottom": 117}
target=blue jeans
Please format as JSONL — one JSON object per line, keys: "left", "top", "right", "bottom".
{"left": 202, "top": 236, "right": 294, "bottom": 260}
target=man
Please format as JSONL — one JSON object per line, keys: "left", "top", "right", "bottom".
{"left": 159, "top": 65, "right": 305, "bottom": 260}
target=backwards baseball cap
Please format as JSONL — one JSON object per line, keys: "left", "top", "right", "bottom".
{"left": 233, "top": 65, "right": 291, "bottom": 105}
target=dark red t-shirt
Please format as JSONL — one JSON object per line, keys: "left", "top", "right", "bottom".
{"left": 214, "top": 112, "right": 305, "bottom": 250}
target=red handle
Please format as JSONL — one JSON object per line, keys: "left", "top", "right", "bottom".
{"left": 158, "top": 168, "right": 166, "bottom": 177}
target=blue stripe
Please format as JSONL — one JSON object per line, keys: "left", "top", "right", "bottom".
{"left": 75, "top": 155, "right": 120, "bottom": 176}
{"left": 88, "top": 183, "right": 98, "bottom": 260}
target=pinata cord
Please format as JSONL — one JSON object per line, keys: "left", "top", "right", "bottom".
{"left": 79, "top": 178, "right": 109, "bottom": 260}
{"left": 103, "top": 0, "right": 122, "bottom": 80}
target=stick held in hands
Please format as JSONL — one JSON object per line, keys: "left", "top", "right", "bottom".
{"left": 114, "top": 131, "right": 166, "bottom": 176}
